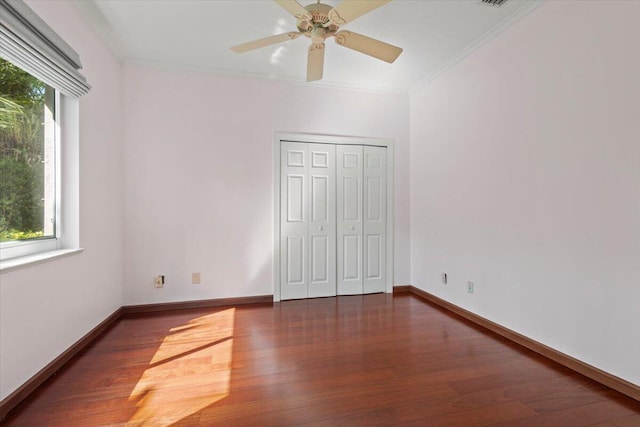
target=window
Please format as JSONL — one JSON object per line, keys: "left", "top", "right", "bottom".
{"left": 1, "top": 58, "right": 58, "bottom": 255}
{"left": 0, "top": 0, "right": 89, "bottom": 264}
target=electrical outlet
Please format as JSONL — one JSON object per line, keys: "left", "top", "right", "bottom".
{"left": 441, "top": 272, "right": 447, "bottom": 285}
{"left": 467, "top": 281, "right": 474, "bottom": 294}
{"left": 154, "top": 275, "right": 165, "bottom": 288}
{"left": 192, "top": 272, "right": 201, "bottom": 284}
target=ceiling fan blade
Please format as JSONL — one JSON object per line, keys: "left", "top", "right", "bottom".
{"left": 328, "top": 0, "right": 390, "bottom": 26}
{"left": 231, "top": 32, "right": 302, "bottom": 53}
{"left": 274, "top": 0, "right": 313, "bottom": 21}
{"left": 307, "top": 43, "right": 325, "bottom": 82}
{"left": 335, "top": 30, "right": 402, "bottom": 63}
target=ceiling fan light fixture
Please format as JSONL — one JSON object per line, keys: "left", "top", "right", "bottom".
{"left": 310, "top": 27, "right": 326, "bottom": 46}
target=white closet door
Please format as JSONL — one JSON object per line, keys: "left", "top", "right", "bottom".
{"left": 337, "top": 145, "right": 363, "bottom": 295}
{"left": 281, "top": 142, "right": 308, "bottom": 300}
{"left": 363, "top": 146, "right": 387, "bottom": 293}
{"left": 308, "top": 144, "right": 336, "bottom": 297}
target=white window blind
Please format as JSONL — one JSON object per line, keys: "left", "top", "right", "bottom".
{"left": 0, "top": 0, "right": 90, "bottom": 97}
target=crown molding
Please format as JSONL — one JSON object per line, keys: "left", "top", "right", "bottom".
{"left": 123, "top": 57, "right": 409, "bottom": 96}
{"left": 73, "top": 0, "right": 127, "bottom": 61}
{"left": 410, "top": 0, "right": 545, "bottom": 94}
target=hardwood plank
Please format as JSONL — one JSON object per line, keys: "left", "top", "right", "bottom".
{"left": 609, "top": 414, "right": 640, "bottom": 426}
{"left": 399, "top": 401, "right": 537, "bottom": 427}
{"left": 492, "top": 399, "right": 640, "bottom": 426}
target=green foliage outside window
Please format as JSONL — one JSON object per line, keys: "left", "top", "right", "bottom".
{"left": 0, "top": 58, "right": 47, "bottom": 242}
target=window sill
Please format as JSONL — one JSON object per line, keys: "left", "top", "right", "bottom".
{"left": 0, "top": 248, "right": 84, "bottom": 274}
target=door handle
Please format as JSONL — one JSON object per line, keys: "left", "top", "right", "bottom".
{"left": 349, "top": 226, "right": 355, "bottom": 230}
{"left": 319, "top": 226, "right": 323, "bottom": 231}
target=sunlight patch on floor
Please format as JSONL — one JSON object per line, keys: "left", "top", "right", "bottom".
{"left": 127, "top": 308, "right": 235, "bottom": 426}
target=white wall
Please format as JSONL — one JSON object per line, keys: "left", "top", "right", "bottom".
{"left": 0, "top": 1, "right": 124, "bottom": 401}
{"left": 122, "top": 65, "right": 410, "bottom": 304}
{"left": 410, "top": 0, "right": 640, "bottom": 385}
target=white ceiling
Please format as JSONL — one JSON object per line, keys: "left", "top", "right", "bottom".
{"left": 78, "top": 0, "right": 540, "bottom": 92}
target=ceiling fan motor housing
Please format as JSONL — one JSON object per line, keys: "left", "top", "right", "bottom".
{"left": 297, "top": 3, "right": 339, "bottom": 36}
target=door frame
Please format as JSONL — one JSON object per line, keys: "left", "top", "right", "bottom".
{"left": 273, "top": 132, "right": 395, "bottom": 302}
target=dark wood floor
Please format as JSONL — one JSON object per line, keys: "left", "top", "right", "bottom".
{"left": 3, "top": 294, "right": 640, "bottom": 426}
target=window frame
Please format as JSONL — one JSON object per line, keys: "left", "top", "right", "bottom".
{"left": 0, "top": 93, "right": 82, "bottom": 271}
{"left": 0, "top": 87, "right": 62, "bottom": 261}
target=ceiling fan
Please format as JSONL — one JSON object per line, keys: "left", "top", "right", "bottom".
{"left": 230, "top": 0, "right": 403, "bottom": 82}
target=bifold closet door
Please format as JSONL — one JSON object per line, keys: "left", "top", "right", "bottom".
{"left": 363, "top": 146, "right": 387, "bottom": 293}
{"left": 308, "top": 143, "right": 336, "bottom": 297}
{"left": 280, "top": 142, "right": 336, "bottom": 300}
{"left": 337, "top": 145, "right": 364, "bottom": 295}
{"left": 337, "top": 145, "right": 387, "bottom": 295}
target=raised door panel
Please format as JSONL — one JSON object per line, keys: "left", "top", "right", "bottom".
{"left": 363, "top": 146, "right": 386, "bottom": 293}
{"left": 366, "top": 234, "right": 381, "bottom": 279}
{"left": 311, "top": 176, "right": 328, "bottom": 222}
{"left": 287, "top": 175, "right": 305, "bottom": 222}
{"left": 343, "top": 235, "right": 360, "bottom": 280}
{"left": 280, "top": 142, "right": 308, "bottom": 300}
{"left": 337, "top": 145, "right": 363, "bottom": 295}
{"left": 366, "top": 177, "right": 382, "bottom": 221}
{"left": 311, "top": 235, "right": 328, "bottom": 282}
{"left": 286, "top": 236, "right": 305, "bottom": 284}
{"left": 343, "top": 177, "right": 360, "bottom": 221}
{"left": 308, "top": 143, "right": 336, "bottom": 298}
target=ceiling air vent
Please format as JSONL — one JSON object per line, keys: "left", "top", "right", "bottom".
{"left": 480, "top": 0, "right": 508, "bottom": 6}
